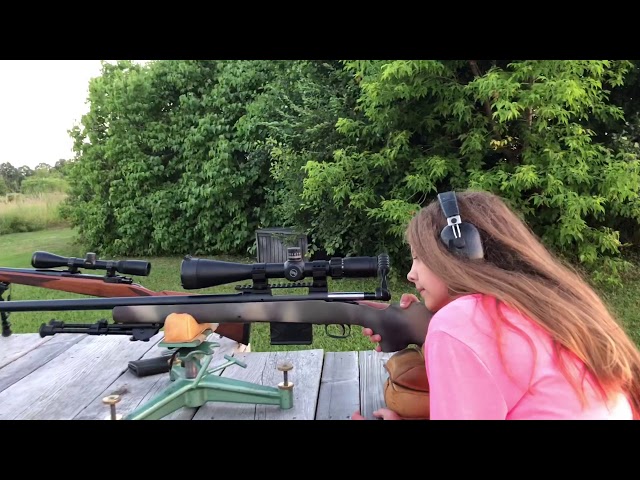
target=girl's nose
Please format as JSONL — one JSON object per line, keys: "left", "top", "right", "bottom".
{"left": 407, "top": 269, "right": 416, "bottom": 283}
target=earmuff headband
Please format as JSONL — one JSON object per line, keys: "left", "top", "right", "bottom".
{"left": 437, "top": 191, "right": 462, "bottom": 239}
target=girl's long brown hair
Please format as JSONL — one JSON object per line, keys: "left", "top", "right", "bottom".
{"left": 406, "top": 189, "right": 640, "bottom": 418}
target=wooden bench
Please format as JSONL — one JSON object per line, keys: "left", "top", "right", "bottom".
{"left": 0, "top": 332, "right": 392, "bottom": 420}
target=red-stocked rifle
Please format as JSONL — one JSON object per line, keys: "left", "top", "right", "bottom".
{"left": 0, "top": 251, "right": 250, "bottom": 345}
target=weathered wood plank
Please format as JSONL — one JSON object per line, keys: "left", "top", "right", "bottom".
{"left": 0, "top": 334, "right": 85, "bottom": 393}
{"left": 0, "top": 333, "right": 163, "bottom": 420}
{"left": 256, "top": 349, "right": 323, "bottom": 420}
{"left": 0, "top": 333, "right": 53, "bottom": 369}
{"left": 358, "top": 350, "right": 393, "bottom": 420}
{"left": 1, "top": 332, "right": 401, "bottom": 421}
{"left": 192, "top": 349, "right": 324, "bottom": 420}
{"left": 74, "top": 333, "right": 241, "bottom": 420}
{"left": 315, "top": 351, "right": 359, "bottom": 420}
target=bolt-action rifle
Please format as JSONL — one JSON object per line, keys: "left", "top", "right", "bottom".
{"left": 0, "top": 248, "right": 432, "bottom": 353}
{"left": 0, "top": 251, "right": 250, "bottom": 346}
{"left": 0, "top": 248, "right": 433, "bottom": 419}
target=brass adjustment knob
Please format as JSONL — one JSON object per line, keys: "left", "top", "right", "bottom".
{"left": 102, "top": 394, "right": 122, "bottom": 420}
{"left": 277, "top": 361, "right": 294, "bottom": 389}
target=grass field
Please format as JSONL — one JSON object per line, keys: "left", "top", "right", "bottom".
{"left": 0, "top": 193, "right": 68, "bottom": 235}
{"left": 0, "top": 227, "right": 639, "bottom": 351}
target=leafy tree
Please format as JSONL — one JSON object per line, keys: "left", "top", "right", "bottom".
{"left": 18, "top": 165, "right": 33, "bottom": 180}
{"left": 62, "top": 58, "right": 640, "bottom": 286}
{"left": 65, "top": 60, "right": 286, "bottom": 256}
{"left": 299, "top": 60, "right": 638, "bottom": 281}
{"left": 239, "top": 60, "right": 362, "bottom": 256}
{"left": 0, "top": 162, "right": 21, "bottom": 192}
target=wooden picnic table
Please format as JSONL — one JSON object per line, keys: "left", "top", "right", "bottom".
{"left": 0, "top": 331, "right": 393, "bottom": 420}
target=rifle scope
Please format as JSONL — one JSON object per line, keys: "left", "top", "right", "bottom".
{"left": 31, "top": 251, "right": 151, "bottom": 277}
{"left": 181, "top": 247, "right": 390, "bottom": 289}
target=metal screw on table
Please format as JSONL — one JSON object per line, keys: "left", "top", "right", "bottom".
{"left": 103, "top": 394, "right": 122, "bottom": 420}
{"left": 277, "top": 361, "right": 294, "bottom": 390}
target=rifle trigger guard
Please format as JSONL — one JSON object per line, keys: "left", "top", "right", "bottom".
{"left": 325, "top": 324, "right": 351, "bottom": 339}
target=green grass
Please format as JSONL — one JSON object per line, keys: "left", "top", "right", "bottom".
{"left": 0, "top": 227, "right": 84, "bottom": 267}
{"left": 0, "top": 193, "right": 68, "bottom": 235}
{"left": 1, "top": 227, "right": 639, "bottom": 352}
{"left": 598, "top": 256, "right": 640, "bottom": 347}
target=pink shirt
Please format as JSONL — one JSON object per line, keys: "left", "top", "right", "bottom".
{"left": 424, "top": 294, "right": 633, "bottom": 419}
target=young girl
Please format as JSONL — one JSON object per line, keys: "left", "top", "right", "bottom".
{"left": 353, "top": 189, "right": 640, "bottom": 420}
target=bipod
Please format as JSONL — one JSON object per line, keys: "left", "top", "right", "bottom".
{"left": 0, "top": 282, "right": 11, "bottom": 337}
{"left": 120, "top": 313, "right": 294, "bottom": 420}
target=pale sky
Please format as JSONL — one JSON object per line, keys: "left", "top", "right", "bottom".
{"left": 0, "top": 60, "right": 147, "bottom": 170}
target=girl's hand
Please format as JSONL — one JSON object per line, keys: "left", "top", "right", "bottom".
{"left": 361, "top": 293, "right": 421, "bottom": 352}
{"left": 352, "top": 408, "right": 403, "bottom": 420}
{"left": 361, "top": 327, "right": 383, "bottom": 352}
{"left": 399, "top": 293, "right": 421, "bottom": 308}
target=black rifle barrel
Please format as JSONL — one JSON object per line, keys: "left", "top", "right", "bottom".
{"left": 0, "top": 290, "right": 390, "bottom": 312}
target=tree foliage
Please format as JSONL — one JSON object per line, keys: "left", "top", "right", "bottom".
{"left": 62, "top": 60, "right": 640, "bottom": 284}
{"left": 299, "top": 60, "right": 639, "bottom": 279}
{"left": 66, "top": 60, "right": 284, "bottom": 256}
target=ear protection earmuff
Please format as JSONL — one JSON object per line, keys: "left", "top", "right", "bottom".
{"left": 437, "top": 191, "right": 484, "bottom": 260}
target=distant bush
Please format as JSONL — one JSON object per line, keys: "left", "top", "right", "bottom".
{"left": 20, "top": 177, "right": 68, "bottom": 195}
